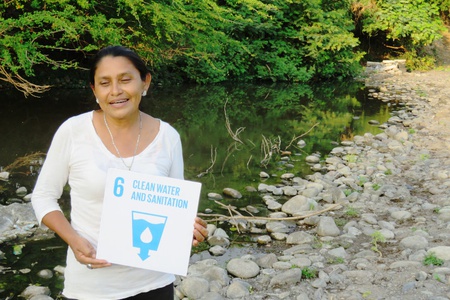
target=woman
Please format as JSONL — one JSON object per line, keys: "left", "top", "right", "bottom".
{"left": 31, "top": 45, "right": 208, "bottom": 300}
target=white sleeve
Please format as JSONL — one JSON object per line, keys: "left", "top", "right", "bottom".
{"left": 169, "top": 134, "right": 184, "bottom": 180}
{"left": 31, "top": 121, "right": 72, "bottom": 225}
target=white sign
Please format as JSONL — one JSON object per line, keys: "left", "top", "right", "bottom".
{"left": 97, "top": 168, "right": 201, "bottom": 276}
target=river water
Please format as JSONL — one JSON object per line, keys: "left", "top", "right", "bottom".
{"left": 0, "top": 81, "right": 391, "bottom": 298}
{"left": 0, "top": 81, "right": 390, "bottom": 208}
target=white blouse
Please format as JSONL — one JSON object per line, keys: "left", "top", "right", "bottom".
{"left": 32, "top": 111, "right": 183, "bottom": 299}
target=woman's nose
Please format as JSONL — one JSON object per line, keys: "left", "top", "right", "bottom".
{"left": 110, "top": 81, "right": 123, "bottom": 95}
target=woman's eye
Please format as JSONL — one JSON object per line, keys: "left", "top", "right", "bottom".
{"left": 99, "top": 81, "right": 109, "bottom": 86}
{"left": 121, "top": 78, "right": 131, "bottom": 83}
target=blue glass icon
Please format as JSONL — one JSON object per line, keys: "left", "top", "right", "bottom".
{"left": 132, "top": 211, "right": 168, "bottom": 260}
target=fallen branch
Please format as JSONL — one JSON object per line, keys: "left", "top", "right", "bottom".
{"left": 198, "top": 201, "right": 344, "bottom": 223}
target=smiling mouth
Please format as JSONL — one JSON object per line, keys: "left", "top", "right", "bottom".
{"left": 110, "top": 99, "right": 128, "bottom": 104}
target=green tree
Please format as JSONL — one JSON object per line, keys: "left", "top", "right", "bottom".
{"left": 353, "top": 0, "right": 446, "bottom": 64}
{"left": 1, "top": 0, "right": 447, "bottom": 97}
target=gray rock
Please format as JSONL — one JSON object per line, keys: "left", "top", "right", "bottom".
{"left": 266, "top": 221, "right": 290, "bottom": 233}
{"left": 179, "top": 276, "right": 210, "bottom": 300}
{"left": 226, "top": 280, "right": 251, "bottom": 299}
{"left": 29, "top": 296, "right": 53, "bottom": 300}
{"left": 226, "top": 258, "right": 260, "bottom": 279}
{"left": 16, "top": 186, "right": 28, "bottom": 198}
{"left": 256, "top": 235, "right": 272, "bottom": 245}
{"left": 286, "top": 231, "right": 315, "bottom": 245}
{"left": 328, "top": 247, "right": 348, "bottom": 259}
{"left": 316, "top": 216, "right": 340, "bottom": 237}
{"left": 269, "top": 268, "right": 303, "bottom": 287}
{"left": 213, "top": 228, "right": 229, "bottom": 239}
{"left": 223, "top": 188, "right": 242, "bottom": 199}
{"left": 256, "top": 253, "right": 278, "bottom": 268}
{"left": 199, "top": 292, "right": 224, "bottom": 300}
{"left": 207, "top": 192, "right": 223, "bottom": 201}
{"left": 37, "top": 269, "right": 53, "bottom": 279}
{"left": 399, "top": 236, "right": 428, "bottom": 250}
{"left": 207, "top": 236, "right": 230, "bottom": 248}
{"left": 203, "top": 266, "right": 230, "bottom": 286}
{"left": 209, "top": 245, "right": 227, "bottom": 256}
{"left": 305, "top": 155, "right": 320, "bottom": 163}
{"left": 389, "top": 261, "right": 421, "bottom": 269}
{"left": 290, "top": 256, "right": 311, "bottom": 268}
{"left": 258, "top": 183, "right": 270, "bottom": 192}
{"left": 427, "top": 246, "right": 450, "bottom": 260}
{"left": 415, "top": 271, "right": 428, "bottom": 281}
{"left": 20, "top": 285, "right": 51, "bottom": 299}
{"left": 280, "top": 173, "right": 295, "bottom": 180}
{"left": 259, "top": 171, "right": 270, "bottom": 178}
{"left": 0, "top": 171, "right": 9, "bottom": 181}
{"left": 390, "top": 210, "right": 412, "bottom": 221}
{"left": 282, "top": 186, "right": 298, "bottom": 196}
{"left": 282, "top": 195, "right": 317, "bottom": 215}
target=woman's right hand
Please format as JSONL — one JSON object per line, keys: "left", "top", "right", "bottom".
{"left": 69, "top": 235, "right": 111, "bottom": 269}
{"left": 42, "top": 211, "right": 111, "bottom": 269}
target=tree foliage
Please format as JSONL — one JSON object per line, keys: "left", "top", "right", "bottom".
{"left": 0, "top": 0, "right": 448, "bottom": 96}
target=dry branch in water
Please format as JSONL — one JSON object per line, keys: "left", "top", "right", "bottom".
{"left": 197, "top": 146, "right": 217, "bottom": 178}
{"left": 260, "top": 135, "right": 281, "bottom": 167}
{"left": 224, "top": 98, "right": 245, "bottom": 144}
{"left": 0, "top": 66, "right": 51, "bottom": 97}
{"left": 4, "top": 152, "right": 46, "bottom": 173}
{"left": 284, "top": 122, "right": 320, "bottom": 150}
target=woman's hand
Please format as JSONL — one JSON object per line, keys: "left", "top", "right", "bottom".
{"left": 192, "top": 217, "right": 208, "bottom": 246}
{"left": 69, "top": 235, "right": 111, "bottom": 270}
{"left": 42, "top": 211, "right": 111, "bottom": 270}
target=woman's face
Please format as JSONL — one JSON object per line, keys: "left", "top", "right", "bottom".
{"left": 91, "top": 55, "right": 150, "bottom": 119}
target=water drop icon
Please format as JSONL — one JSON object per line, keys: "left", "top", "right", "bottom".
{"left": 140, "top": 227, "right": 153, "bottom": 244}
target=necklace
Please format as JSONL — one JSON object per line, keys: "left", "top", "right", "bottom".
{"left": 103, "top": 112, "right": 142, "bottom": 171}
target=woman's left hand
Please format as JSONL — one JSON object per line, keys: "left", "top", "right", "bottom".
{"left": 192, "top": 217, "right": 208, "bottom": 246}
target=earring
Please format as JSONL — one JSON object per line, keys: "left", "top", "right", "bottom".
{"left": 142, "top": 90, "right": 147, "bottom": 97}
{"left": 96, "top": 98, "right": 99, "bottom": 104}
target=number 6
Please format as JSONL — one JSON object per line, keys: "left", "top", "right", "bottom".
{"left": 113, "top": 177, "right": 125, "bottom": 197}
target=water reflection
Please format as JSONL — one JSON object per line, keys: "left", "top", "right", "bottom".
{"left": 0, "top": 82, "right": 389, "bottom": 210}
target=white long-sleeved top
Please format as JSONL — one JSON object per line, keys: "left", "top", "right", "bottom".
{"left": 31, "top": 111, "right": 183, "bottom": 300}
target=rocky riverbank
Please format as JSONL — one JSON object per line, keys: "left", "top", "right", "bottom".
{"left": 2, "top": 65, "right": 450, "bottom": 299}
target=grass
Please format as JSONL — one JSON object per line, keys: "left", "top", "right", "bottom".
{"left": 327, "top": 257, "right": 345, "bottom": 264}
{"left": 372, "top": 183, "right": 381, "bottom": 191}
{"left": 357, "top": 176, "right": 368, "bottom": 186}
{"left": 344, "top": 189, "right": 353, "bottom": 197}
{"left": 334, "top": 218, "right": 347, "bottom": 227}
{"left": 433, "top": 273, "right": 444, "bottom": 283}
{"left": 371, "top": 231, "right": 386, "bottom": 257}
{"left": 423, "top": 252, "right": 444, "bottom": 266}
{"left": 419, "top": 153, "right": 430, "bottom": 161}
{"left": 345, "top": 206, "right": 360, "bottom": 217}
{"left": 344, "top": 154, "right": 358, "bottom": 163}
{"left": 301, "top": 267, "right": 318, "bottom": 279}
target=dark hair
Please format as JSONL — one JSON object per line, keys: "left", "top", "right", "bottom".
{"left": 89, "top": 45, "right": 149, "bottom": 86}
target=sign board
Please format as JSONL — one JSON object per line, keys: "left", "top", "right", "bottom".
{"left": 97, "top": 168, "right": 201, "bottom": 276}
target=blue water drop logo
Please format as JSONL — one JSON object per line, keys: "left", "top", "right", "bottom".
{"left": 132, "top": 211, "right": 167, "bottom": 260}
